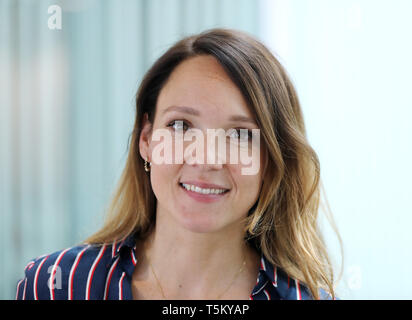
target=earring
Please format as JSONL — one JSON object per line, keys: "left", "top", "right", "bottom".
{"left": 144, "top": 157, "right": 151, "bottom": 172}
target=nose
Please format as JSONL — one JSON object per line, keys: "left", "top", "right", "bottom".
{"left": 183, "top": 129, "right": 226, "bottom": 169}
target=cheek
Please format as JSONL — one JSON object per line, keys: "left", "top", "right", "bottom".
{"left": 149, "top": 164, "right": 179, "bottom": 200}
{"left": 233, "top": 145, "right": 265, "bottom": 186}
{"left": 230, "top": 165, "right": 262, "bottom": 199}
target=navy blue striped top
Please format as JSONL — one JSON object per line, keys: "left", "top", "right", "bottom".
{"left": 16, "top": 232, "right": 326, "bottom": 300}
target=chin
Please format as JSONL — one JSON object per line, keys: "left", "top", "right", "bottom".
{"left": 177, "top": 211, "right": 223, "bottom": 234}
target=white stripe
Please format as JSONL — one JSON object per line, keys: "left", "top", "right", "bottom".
{"left": 33, "top": 256, "right": 49, "bottom": 300}
{"left": 68, "top": 245, "right": 90, "bottom": 300}
{"left": 273, "top": 266, "right": 278, "bottom": 287}
{"left": 85, "top": 245, "right": 107, "bottom": 300}
{"left": 103, "top": 256, "right": 120, "bottom": 300}
{"left": 16, "top": 279, "right": 24, "bottom": 299}
{"left": 131, "top": 248, "right": 137, "bottom": 266}
{"left": 22, "top": 278, "right": 27, "bottom": 300}
{"left": 295, "top": 279, "right": 301, "bottom": 300}
{"left": 119, "top": 272, "right": 126, "bottom": 300}
{"left": 49, "top": 247, "right": 71, "bottom": 300}
{"left": 112, "top": 240, "right": 117, "bottom": 258}
{"left": 24, "top": 261, "right": 35, "bottom": 271}
{"left": 261, "top": 257, "right": 266, "bottom": 271}
{"left": 263, "top": 289, "right": 270, "bottom": 300}
{"left": 253, "top": 280, "right": 268, "bottom": 295}
{"left": 35, "top": 253, "right": 48, "bottom": 261}
{"left": 117, "top": 239, "right": 126, "bottom": 254}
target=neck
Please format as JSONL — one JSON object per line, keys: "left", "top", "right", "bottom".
{"left": 135, "top": 206, "right": 259, "bottom": 299}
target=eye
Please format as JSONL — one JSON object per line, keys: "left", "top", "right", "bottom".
{"left": 228, "top": 128, "right": 253, "bottom": 140}
{"left": 166, "top": 120, "right": 189, "bottom": 132}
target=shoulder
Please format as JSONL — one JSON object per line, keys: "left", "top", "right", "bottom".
{"left": 15, "top": 243, "right": 116, "bottom": 300}
{"left": 258, "top": 256, "right": 335, "bottom": 300}
{"left": 277, "top": 268, "right": 336, "bottom": 300}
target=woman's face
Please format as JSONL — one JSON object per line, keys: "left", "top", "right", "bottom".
{"left": 140, "top": 55, "right": 267, "bottom": 234}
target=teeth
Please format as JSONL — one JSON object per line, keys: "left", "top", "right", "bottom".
{"left": 181, "top": 183, "right": 227, "bottom": 195}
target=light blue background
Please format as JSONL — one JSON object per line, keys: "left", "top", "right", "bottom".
{"left": 0, "top": 0, "right": 259, "bottom": 300}
{"left": 260, "top": 0, "right": 412, "bottom": 299}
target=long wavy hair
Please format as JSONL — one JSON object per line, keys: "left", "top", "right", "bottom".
{"left": 85, "top": 28, "right": 343, "bottom": 300}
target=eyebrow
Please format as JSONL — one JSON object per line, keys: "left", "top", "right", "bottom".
{"left": 162, "top": 105, "right": 257, "bottom": 125}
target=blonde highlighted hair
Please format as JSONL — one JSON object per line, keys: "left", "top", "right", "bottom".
{"left": 85, "top": 28, "right": 343, "bottom": 300}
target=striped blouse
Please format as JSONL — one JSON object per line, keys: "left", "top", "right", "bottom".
{"left": 15, "top": 232, "right": 321, "bottom": 300}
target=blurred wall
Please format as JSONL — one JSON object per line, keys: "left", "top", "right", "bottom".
{"left": 0, "top": 0, "right": 259, "bottom": 299}
{"left": 260, "top": 0, "right": 412, "bottom": 299}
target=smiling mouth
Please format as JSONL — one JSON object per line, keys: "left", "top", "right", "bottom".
{"left": 179, "top": 183, "right": 230, "bottom": 195}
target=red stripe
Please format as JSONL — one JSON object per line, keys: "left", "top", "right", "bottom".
{"left": 260, "top": 257, "right": 266, "bottom": 271}
{"left": 287, "top": 276, "right": 290, "bottom": 288}
{"left": 131, "top": 249, "right": 137, "bottom": 266}
{"left": 25, "top": 261, "right": 35, "bottom": 271}
{"left": 16, "top": 279, "right": 24, "bottom": 299}
{"left": 264, "top": 289, "right": 271, "bottom": 300}
{"left": 104, "top": 258, "right": 120, "bottom": 300}
{"left": 86, "top": 245, "right": 107, "bottom": 300}
{"left": 50, "top": 248, "right": 70, "bottom": 300}
{"left": 273, "top": 267, "right": 277, "bottom": 286}
{"left": 34, "top": 255, "right": 49, "bottom": 300}
{"left": 69, "top": 246, "right": 88, "bottom": 300}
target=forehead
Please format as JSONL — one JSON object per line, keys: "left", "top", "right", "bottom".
{"left": 156, "top": 55, "right": 254, "bottom": 120}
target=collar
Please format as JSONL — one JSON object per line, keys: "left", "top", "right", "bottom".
{"left": 259, "top": 255, "right": 278, "bottom": 286}
{"left": 249, "top": 254, "right": 279, "bottom": 297}
{"left": 111, "top": 232, "right": 137, "bottom": 258}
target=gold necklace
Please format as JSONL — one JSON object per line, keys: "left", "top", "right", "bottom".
{"left": 147, "top": 253, "right": 247, "bottom": 300}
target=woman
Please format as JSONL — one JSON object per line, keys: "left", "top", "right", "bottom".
{"left": 16, "top": 28, "right": 341, "bottom": 300}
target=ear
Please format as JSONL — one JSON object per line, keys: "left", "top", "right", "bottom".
{"left": 139, "top": 113, "right": 153, "bottom": 161}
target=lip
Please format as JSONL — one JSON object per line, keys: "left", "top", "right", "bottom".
{"left": 178, "top": 181, "right": 230, "bottom": 203}
{"left": 179, "top": 180, "right": 230, "bottom": 190}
